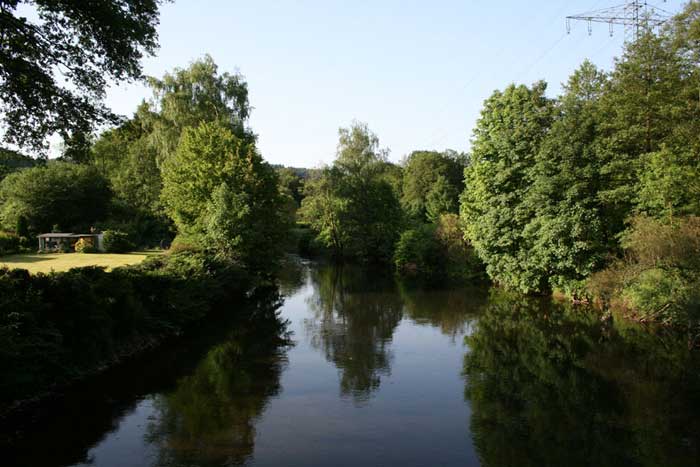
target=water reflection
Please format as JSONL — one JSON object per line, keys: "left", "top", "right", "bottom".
{"left": 463, "top": 290, "right": 700, "bottom": 467}
{"left": 276, "top": 255, "right": 309, "bottom": 297}
{"left": 145, "top": 290, "right": 290, "bottom": 466}
{"left": 399, "top": 284, "right": 487, "bottom": 340}
{"left": 5, "top": 261, "right": 700, "bottom": 467}
{"left": 1, "top": 286, "right": 290, "bottom": 467}
{"left": 304, "top": 264, "right": 403, "bottom": 403}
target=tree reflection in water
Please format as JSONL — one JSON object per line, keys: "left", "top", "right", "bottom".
{"left": 304, "top": 264, "right": 403, "bottom": 404}
{"left": 464, "top": 290, "right": 700, "bottom": 467}
{"left": 399, "top": 283, "right": 487, "bottom": 341}
{"left": 145, "top": 287, "right": 291, "bottom": 467}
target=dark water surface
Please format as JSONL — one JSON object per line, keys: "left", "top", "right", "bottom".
{"left": 4, "top": 259, "right": 700, "bottom": 467}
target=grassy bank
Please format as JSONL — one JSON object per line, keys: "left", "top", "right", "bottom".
{"left": 0, "top": 252, "right": 253, "bottom": 414}
{"left": 0, "top": 251, "right": 161, "bottom": 274}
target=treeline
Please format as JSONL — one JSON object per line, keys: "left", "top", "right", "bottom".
{"left": 292, "top": 4, "right": 700, "bottom": 327}
{"left": 2, "top": 1, "right": 699, "bottom": 331}
{"left": 293, "top": 123, "right": 480, "bottom": 284}
{"left": 460, "top": 5, "right": 700, "bottom": 324}
{"left": 0, "top": 56, "right": 290, "bottom": 273}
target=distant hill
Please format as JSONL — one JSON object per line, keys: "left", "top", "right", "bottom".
{"left": 0, "top": 147, "right": 36, "bottom": 169}
{"left": 271, "top": 165, "right": 316, "bottom": 179}
{"left": 0, "top": 147, "right": 38, "bottom": 182}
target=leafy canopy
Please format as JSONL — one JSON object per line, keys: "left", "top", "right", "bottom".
{"left": 161, "top": 121, "right": 286, "bottom": 271}
{"left": 300, "top": 122, "right": 403, "bottom": 263}
{"left": 0, "top": 162, "right": 111, "bottom": 233}
{"left": 401, "top": 150, "right": 465, "bottom": 222}
{"left": 0, "top": 0, "right": 166, "bottom": 151}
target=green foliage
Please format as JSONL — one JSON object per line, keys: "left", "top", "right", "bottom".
{"left": 0, "top": 232, "right": 21, "bottom": 256}
{"left": 435, "top": 213, "right": 485, "bottom": 283}
{"left": 460, "top": 81, "right": 554, "bottom": 293}
{"left": 401, "top": 150, "right": 465, "bottom": 221}
{"left": 637, "top": 147, "right": 700, "bottom": 219}
{"left": 0, "top": 148, "right": 36, "bottom": 184}
{"left": 524, "top": 61, "right": 609, "bottom": 296}
{"left": 464, "top": 291, "right": 700, "bottom": 467}
{"left": 0, "top": 162, "right": 111, "bottom": 234}
{"left": 74, "top": 238, "right": 97, "bottom": 254}
{"left": 0, "top": 0, "right": 165, "bottom": 152}
{"left": 102, "top": 230, "right": 135, "bottom": 253}
{"left": 587, "top": 216, "right": 700, "bottom": 325}
{"left": 0, "top": 252, "right": 252, "bottom": 408}
{"left": 425, "top": 174, "right": 459, "bottom": 223}
{"left": 90, "top": 56, "right": 255, "bottom": 248}
{"left": 622, "top": 268, "right": 699, "bottom": 324}
{"left": 299, "top": 122, "right": 403, "bottom": 263}
{"left": 92, "top": 113, "right": 163, "bottom": 215}
{"left": 15, "top": 215, "right": 29, "bottom": 239}
{"left": 60, "top": 130, "right": 94, "bottom": 164}
{"left": 145, "top": 55, "right": 254, "bottom": 164}
{"left": 394, "top": 214, "right": 484, "bottom": 284}
{"left": 161, "top": 122, "right": 287, "bottom": 271}
{"left": 277, "top": 166, "right": 305, "bottom": 206}
{"left": 458, "top": 17, "right": 700, "bottom": 303}
{"left": 394, "top": 225, "right": 444, "bottom": 283}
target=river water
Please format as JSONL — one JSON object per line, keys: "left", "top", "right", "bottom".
{"left": 5, "top": 259, "right": 700, "bottom": 466}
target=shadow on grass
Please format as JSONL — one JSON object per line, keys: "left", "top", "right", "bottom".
{"left": 0, "top": 254, "right": 54, "bottom": 264}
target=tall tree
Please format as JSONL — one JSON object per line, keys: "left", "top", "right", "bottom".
{"left": 143, "top": 55, "right": 253, "bottom": 164}
{"left": 401, "top": 150, "right": 465, "bottom": 221}
{"left": 91, "top": 107, "right": 161, "bottom": 215}
{"left": 300, "top": 122, "right": 403, "bottom": 263}
{"left": 597, "top": 30, "right": 693, "bottom": 227}
{"left": 0, "top": 0, "right": 166, "bottom": 151}
{"left": 524, "top": 61, "right": 609, "bottom": 294}
{"left": 460, "top": 82, "right": 554, "bottom": 293}
{"left": 160, "top": 121, "right": 286, "bottom": 272}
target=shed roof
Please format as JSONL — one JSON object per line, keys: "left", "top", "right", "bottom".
{"left": 37, "top": 233, "right": 98, "bottom": 238}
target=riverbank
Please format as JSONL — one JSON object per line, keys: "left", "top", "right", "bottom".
{"left": 0, "top": 250, "right": 162, "bottom": 274}
{"left": 0, "top": 251, "right": 255, "bottom": 416}
{"left": 5, "top": 260, "right": 699, "bottom": 467}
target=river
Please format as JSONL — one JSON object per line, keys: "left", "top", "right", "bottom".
{"left": 4, "top": 258, "right": 700, "bottom": 466}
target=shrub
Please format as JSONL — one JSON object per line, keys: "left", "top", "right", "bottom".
{"left": 0, "top": 231, "right": 20, "bottom": 255}
{"left": 435, "top": 213, "right": 486, "bottom": 282}
{"left": 74, "top": 238, "right": 97, "bottom": 254}
{"left": 587, "top": 215, "right": 700, "bottom": 325}
{"left": 0, "top": 252, "right": 252, "bottom": 408}
{"left": 102, "top": 230, "right": 135, "bottom": 253}
{"left": 168, "top": 234, "right": 202, "bottom": 255}
{"left": 622, "top": 268, "right": 700, "bottom": 323}
{"left": 394, "top": 225, "right": 445, "bottom": 283}
{"left": 394, "top": 216, "right": 486, "bottom": 285}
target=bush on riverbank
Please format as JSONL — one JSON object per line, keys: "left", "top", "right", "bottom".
{"left": 0, "top": 251, "right": 252, "bottom": 410}
{"left": 587, "top": 216, "right": 700, "bottom": 327}
{"left": 394, "top": 214, "right": 485, "bottom": 285}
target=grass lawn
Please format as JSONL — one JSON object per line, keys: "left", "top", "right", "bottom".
{"left": 0, "top": 250, "right": 162, "bottom": 274}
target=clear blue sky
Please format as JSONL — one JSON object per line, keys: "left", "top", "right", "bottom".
{"left": 104, "top": 0, "right": 686, "bottom": 168}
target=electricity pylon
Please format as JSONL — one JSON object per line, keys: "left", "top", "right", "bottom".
{"left": 566, "top": 1, "right": 671, "bottom": 39}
